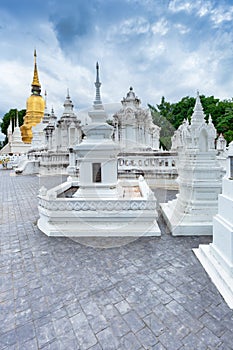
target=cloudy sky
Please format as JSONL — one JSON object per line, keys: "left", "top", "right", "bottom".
{"left": 0, "top": 0, "right": 233, "bottom": 140}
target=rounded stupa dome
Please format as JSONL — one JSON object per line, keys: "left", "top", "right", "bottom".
{"left": 26, "top": 94, "right": 45, "bottom": 113}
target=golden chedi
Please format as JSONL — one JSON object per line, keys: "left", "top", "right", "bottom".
{"left": 20, "top": 50, "right": 45, "bottom": 143}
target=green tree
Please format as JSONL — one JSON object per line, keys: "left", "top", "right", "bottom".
{"left": 171, "top": 96, "right": 195, "bottom": 128}
{"left": 0, "top": 109, "right": 26, "bottom": 145}
{"left": 149, "top": 95, "right": 233, "bottom": 145}
{"left": 217, "top": 104, "right": 233, "bottom": 144}
{"left": 149, "top": 103, "right": 175, "bottom": 150}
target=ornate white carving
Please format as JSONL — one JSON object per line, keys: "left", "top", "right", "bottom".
{"left": 38, "top": 197, "right": 156, "bottom": 211}
{"left": 113, "top": 87, "right": 160, "bottom": 150}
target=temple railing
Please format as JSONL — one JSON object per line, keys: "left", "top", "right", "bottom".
{"left": 38, "top": 197, "right": 157, "bottom": 211}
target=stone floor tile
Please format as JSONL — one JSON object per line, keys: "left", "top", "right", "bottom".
{"left": 100, "top": 304, "right": 120, "bottom": 321}
{"left": 199, "top": 312, "right": 226, "bottom": 337}
{"left": 136, "top": 326, "right": 158, "bottom": 348}
{"left": 88, "top": 313, "right": 109, "bottom": 333}
{"left": 198, "top": 328, "right": 223, "bottom": 350}
{"left": 0, "top": 329, "right": 17, "bottom": 348}
{"left": 65, "top": 301, "right": 81, "bottom": 317}
{"left": 119, "top": 331, "right": 141, "bottom": 350}
{"left": 114, "top": 299, "right": 131, "bottom": 314}
{"left": 96, "top": 327, "right": 120, "bottom": 350}
{"left": 143, "top": 313, "right": 164, "bottom": 337}
{"left": 110, "top": 315, "right": 130, "bottom": 338}
{"left": 182, "top": 332, "right": 209, "bottom": 350}
{"left": 88, "top": 344, "right": 102, "bottom": 350}
{"left": 123, "top": 310, "right": 145, "bottom": 333}
{"left": 80, "top": 300, "right": 102, "bottom": 318}
{"left": 219, "top": 329, "right": 233, "bottom": 349}
{"left": 35, "top": 321, "right": 56, "bottom": 349}
{"left": 151, "top": 342, "right": 166, "bottom": 350}
{"left": 15, "top": 322, "right": 35, "bottom": 344}
{"left": 56, "top": 329, "right": 80, "bottom": 349}
{"left": 22, "top": 337, "right": 38, "bottom": 350}
{"left": 53, "top": 316, "right": 73, "bottom": 336}
{"left": 158, "top": 330, "right": 183, "bottom": 350}
{"left": 70, "top": 312, "right": 97, "bottom": 349}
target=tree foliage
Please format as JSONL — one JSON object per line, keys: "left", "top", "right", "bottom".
{"left": 149, "top": 95, "right": 233, "bottom": 146}
{"left": 148, "top": 103, "right": 175, "bottom": 150}
{"left": 0, "top": 109, "right": 26, "bottom": 146}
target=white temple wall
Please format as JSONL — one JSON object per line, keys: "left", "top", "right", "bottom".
{"left": 102, "top": 158, "right": 118, "bottom": 184}
{"left": 69, "top": 127, "right": 75, "bottom": 147}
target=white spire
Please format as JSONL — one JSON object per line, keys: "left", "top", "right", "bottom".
{"left": 194, "top": 90, "right": 203, "bottom": 112}
{"left": 43, "top": 90, "right": 50, "bottom": 124}
{"left": 12, "top": 110, "right": 23, "bottom": 143}
{"left": 49, "top": 107, "right": 57, "bottom": 123}
{"left": 93, "top": 62, "right": 103, "bottom": 109}
{"left": 191, "top": 90, "right": 205, "bottom": 127}
{"left": 7, "top": 118, "right": 13, "bottom": 134}
{"left": 63, "top": 89, "right": 74, "bottom": 114}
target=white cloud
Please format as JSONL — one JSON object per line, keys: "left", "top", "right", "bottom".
{"left": 110, "top": 17, "right": 150, "bottom": 38}
{"left": 151, "top": 18, "right": 169, "bottom": 36}
{"left": 0, "top": 0, "right": 233, "bottom": 131}
{"left": 174, "top": 23, "right": 190, "bottom": 34}
{"left": 198, "top": 2, "right": 212, "bottom": 17}
{"left": 168, "top": 0, "right": 195, "bottom": 13}
{"left": 168, "top": 0, "right": 233, "bottom": 26}
{"left": 210, "top": 6, "right": 233, "bottom": 25}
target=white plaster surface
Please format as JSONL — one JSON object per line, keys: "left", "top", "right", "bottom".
{"left": 193, "top": 245, "right": 233, "bottom": 309}
{"left": 194, "top": 141, "right": 233, "bottom": 309}
{"left": 161, "top": 92, "right": 222, "bottom": 236}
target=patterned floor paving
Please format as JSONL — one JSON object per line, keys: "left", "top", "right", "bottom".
{"left": 0, "top": 169, "right": 233, "bottom": 349}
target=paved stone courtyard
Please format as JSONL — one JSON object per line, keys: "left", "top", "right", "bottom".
{"left": 0, "top": 169, "right": 233, "bottom": 349}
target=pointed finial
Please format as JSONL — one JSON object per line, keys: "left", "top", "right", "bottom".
{"left": 67, "top": 88, "right": 70, "bottom": 99}
{"left": 32, "top": 49, "right": 41, "bottom": 91}
{"left": 94, "top": 61, "right": 102, "bottom": 107}
{"left": 194, "top": 89, "right": 202, "bottom": 109}
{"left": 208, "top": 114, "right": 213, "bottom": 124}
{"left": 196, "top": 90, "right": 201, "bottom": 103}
{"left": 44, "top": 90, "right": 48, "bottom": 109}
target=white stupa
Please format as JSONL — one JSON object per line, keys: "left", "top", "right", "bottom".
{"left": 10, "top": 112, "right": 30, "bottom": 154}
{"left": 113, "top": 87, "right": 160, "bottom": 150}
{"left": 194, "top": 141, "right": 233, "bottom": 308}
{"left": 37, "top": 63, "right": 161, "bottom": 237}
{"left": 30, "top": 90, "right": 50, "bottom": 151}
{"left": 161, "top": 91, "right": 223, "bottom": 235}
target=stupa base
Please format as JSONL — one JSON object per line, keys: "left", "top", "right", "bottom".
{"left": 37, "top": 178, "right": 161, "bottom": 237}
{"left": 160, "top": 201, "right": 213, "bottom": 236}
{"left": 38, "top": 214, "right": 160, "bottom": 237}
{"left": 193, "top": 245, "right": 233, "bottom": 309}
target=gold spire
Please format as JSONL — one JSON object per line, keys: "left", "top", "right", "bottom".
{"left": 20, "top": 49, "right": 45, "bottom": 143}
{"left": 32, "top": 49, "right": 41, "bottom": 87}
